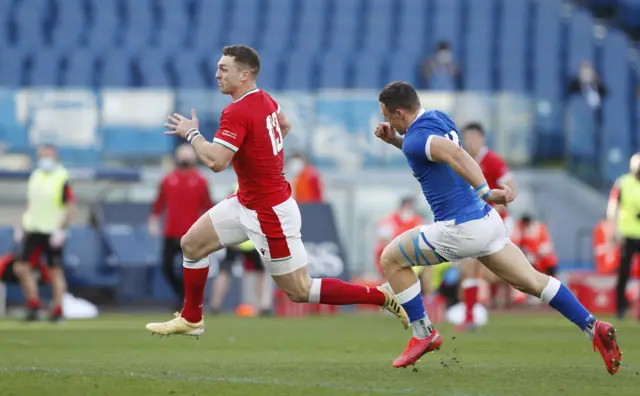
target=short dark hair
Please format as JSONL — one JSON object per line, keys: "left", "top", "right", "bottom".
{"left": 222, "top": 45, "right": 261, "bottom": 76}
{"left": 378, "top": 81, "right": 421, "bottom": 113}
{"left": 462, "top": 122, "right": 485, "bottom": 136}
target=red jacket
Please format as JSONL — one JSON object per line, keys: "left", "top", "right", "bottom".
{"left": 293, "top": 164, "right": 323, "bottom": 203}
{"left": 152, "top": 168, "right": 214, "bottom": 239}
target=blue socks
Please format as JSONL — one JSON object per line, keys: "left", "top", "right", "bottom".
{"left": 395, "top": 281, "right": 433, "bottom": 339}
{"left": 541, "top": 277, "right": 596, "bottom": 338}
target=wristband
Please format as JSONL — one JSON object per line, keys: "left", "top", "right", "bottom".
{"left": 475, "top": 183, "right": 491, "bottom": 200}
{"left": 186, "top": 128, "right": 202, "bottom": 143}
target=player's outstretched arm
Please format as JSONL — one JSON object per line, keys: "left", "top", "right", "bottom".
{"left": 164, "top": 110, "right": 235, "bottom": 172}
{"left": 428, "top": 136, "right": 516, "bottom": 205}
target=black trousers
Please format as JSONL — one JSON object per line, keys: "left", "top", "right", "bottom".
{"left": 162, "top": 237, "right": 184, "bottom": 301}
{"left": 616, "top": 237, "right": 640, "bottom": 314}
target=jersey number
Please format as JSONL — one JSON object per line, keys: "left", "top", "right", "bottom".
{"left": 446, "top": 130, "right": 461, "bottom": 146}
{"left": 266, "top": 112, "right": 284, "bottom": 156}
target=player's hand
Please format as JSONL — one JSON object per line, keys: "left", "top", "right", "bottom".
{"left": 374, "top": 122, "right": 396, "bottom": 143}
{"left": 486, "top": 185, "right": 516, "bottom": 205}
{"left": 164, "top": 109, "right": 199, "bottom": 138}
{"left": 49, "top": 229, "right": 67, "bottom": 248}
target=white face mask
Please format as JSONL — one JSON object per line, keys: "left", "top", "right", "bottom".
{"left": 287, "top": 158, "right": 305, "bottom": 176}
{"left": 399, "top": 208, "right": 414, "bottom": 222}
{"left": 38, "top": 157, "right": 56, "bottom": 172}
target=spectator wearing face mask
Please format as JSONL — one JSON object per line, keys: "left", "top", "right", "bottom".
{"left": 286, "top": 151, "right": 323, "bottom": 204}
{"left": 566, "top": 61, "right": 608, "bottom": 127}
{"left": 149, "top": 144, "right": 214, "bottom": 308}
{"left": 422, "top": 41, "right": 460, "bottom": 91}
{"left": 373, "top": 197, "right": 424, "bottom": 277}
{"left": 14, "top": 144, "right": 75, "bottom": 322}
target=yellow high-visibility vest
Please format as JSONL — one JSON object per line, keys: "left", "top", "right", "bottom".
{"left": 617, "top": 174, "right": 640, "bottom": 239}
{"left": 22, "top": 167, "right": 69, "bottom": 233}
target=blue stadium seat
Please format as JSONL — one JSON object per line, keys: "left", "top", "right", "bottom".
{"left": 293, "top": 0, "right": 328, "bottom": 53}
{"left": 327, "top": 0, "right": 360, "bottom": 54}
{"left": 174, "top": 51, "right": 206, "bottom": 88}
{"left": 226, "top": 0, "right": 260, "bottom": 47}
{"left": 464, "top": 0, "right": 494, "bottom": 91}
{"left": 258, "top": 0, "right": 295, "bottom": 54}
{"left": 62, "top": 49, "right": 96, "bottom": 87}
{"left": 318, "top": 52, "right": 349, "bottom": 88}
{"left": 98, "top": 202, "right": 152, "bottom": 226}
{"left": 102, "top": 223, "right": 146, "bottom": 267}
{"left": 256, "top": 51, "right": 282, "bottom": 91}
{"left": 0, "top": 226, "right": 14, "bottom": 256}
{"left": 566, "top": 96, "right": 597, "bottom": 159}
{"left": 64, "top": 225, "right": 117, "bottom": 287}
{"left": 85, "top": 0, "right": 120, "bottom": 52}
{"left": 397, "top": 0, "right": 428, "bottom": 53}
{"left": 56, "top": 147, "right": 103, "bottom": 167}
{"left": 97, "top": 52, "right": 132, "bottom": 87}
{"left": 282, "top": 52, "right": 316, "bottom": 90}
{"left": 618, "top": 0, "right": 640, "bottom": 29}
{"left": 352, "top": 54, "right": 383, "bottom": 89}
{"left": 103, "top": 127, "right": 173, "bottom": 158}
{"left": 27, "top": 50, "right": 62, "bottom": 86}
{"left": 567, "top": 10, "right": 595, "bottom": 75}
{"left": 360, "top": 0, "right": 393, "bottom": 56}
{"left": 497, "top": 0, "right": 528, "bottom": 92}
{"left": 50, "top": 0, "right": 86, "bottom": 50}
{"left": 432, "top": 0, "right": 461, "bottom": 54}
{"left": 14, "top": 0, "right": 47, "bottom": 50}
{"left": 386, "top": 52, "right": 421, "bottom": 87}
{"left": 135, "top": 50, "right": 170, "bottom": 87}
{"left": 192, "top": 0, "right": 225, "bottom": 50}
{"left": 601, "top": 30, "right": 632, "bottom": 183}
{"left": 0, "top": 47, "right": 26, "bottom": 87}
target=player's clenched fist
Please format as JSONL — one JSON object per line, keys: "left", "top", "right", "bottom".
{"left": 374, "top": 122, "right": 396, "bottom": 143}
{"left": 486, "top": 185, "right": 517, "bottom": 205}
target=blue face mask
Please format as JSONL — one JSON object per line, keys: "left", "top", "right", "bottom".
{"left": 38, "top": 157, "right": 56, "bottom": 172}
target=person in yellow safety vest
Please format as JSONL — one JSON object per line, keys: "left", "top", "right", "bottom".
{"left": 14, "top": 145, "right": 75, "bottom": 322}
{"left": 607, "top": 152, "right": 640, "bottom": 319}
{"left": 208, "top": 184, "right": 273, "bottom": 315}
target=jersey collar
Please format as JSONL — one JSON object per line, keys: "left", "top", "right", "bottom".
{"left": 233, "top": 88, "right": 260, "bottom": 103}
{"left": 475, "top": 146, "right": 489, "bottom": 163}
{"left": 408, "top": 108, "right": 426, "bottom": 128}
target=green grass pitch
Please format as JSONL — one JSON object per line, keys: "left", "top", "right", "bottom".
{"left": 0, "top": 312, "right": 637, "bottom": 396}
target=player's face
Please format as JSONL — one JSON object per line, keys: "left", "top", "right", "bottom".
{"left": 216, "top": 55, "right": 245, "bottom": 94}
{"left": 379, "top": 103, "right": 407, "bottom": 134}
{"left": 462, "top": 129, "right": 484, "bottom": 155}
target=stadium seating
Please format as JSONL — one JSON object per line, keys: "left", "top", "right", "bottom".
{"left": 0, "top": 0, "right": 638, "bottom": 182}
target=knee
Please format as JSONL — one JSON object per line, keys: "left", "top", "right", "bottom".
{"left": 511, "top": 271, "right": 549, "bottom": 296}
{"left": 180, "top": 234, "right": 204, "bottom": 259}
{"left": 380, "top": 245, "right": 402, "bottom": 279}
{"left": 13, "top": 262, "right": 29, "bottom": 278}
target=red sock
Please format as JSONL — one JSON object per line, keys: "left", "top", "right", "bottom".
{"left": 315, "top": 278, "right": 386, "bottom": 306}
{"left": 52, "top": 305, "right": 62, "bottom": 316}
{"left": 181, "top": 267, "right": 209, "bottom": 323}
{"left": 462, "top": 280, "right": 478, "bottom": 325}
{"left": 27, "top": 298, "right": 40, "bottom": 310}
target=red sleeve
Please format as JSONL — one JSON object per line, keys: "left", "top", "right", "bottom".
{"left": 491, "top": 153, "right": 512, "bottom": 186}
{"left": 213, "top": 107, "right": 246, "bottom": 152}
{"left": 62, "top": 182, "right": 75, "bottom": 204}
{"left": 151, "top": 178, "right": 167, "bottom": 215}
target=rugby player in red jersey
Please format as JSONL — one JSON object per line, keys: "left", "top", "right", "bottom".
{"left": 146, "top": 46, "right": 408, "bottom": 336}
{"left": 457, "top": 122, "right": 517, "bottom": 331}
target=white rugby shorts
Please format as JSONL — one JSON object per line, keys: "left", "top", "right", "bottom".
{"left": 208, "top": 195, "right": 307, "bottom": 276}
{"left": 420, "top": 208, "right": 509, "bottom": 263}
